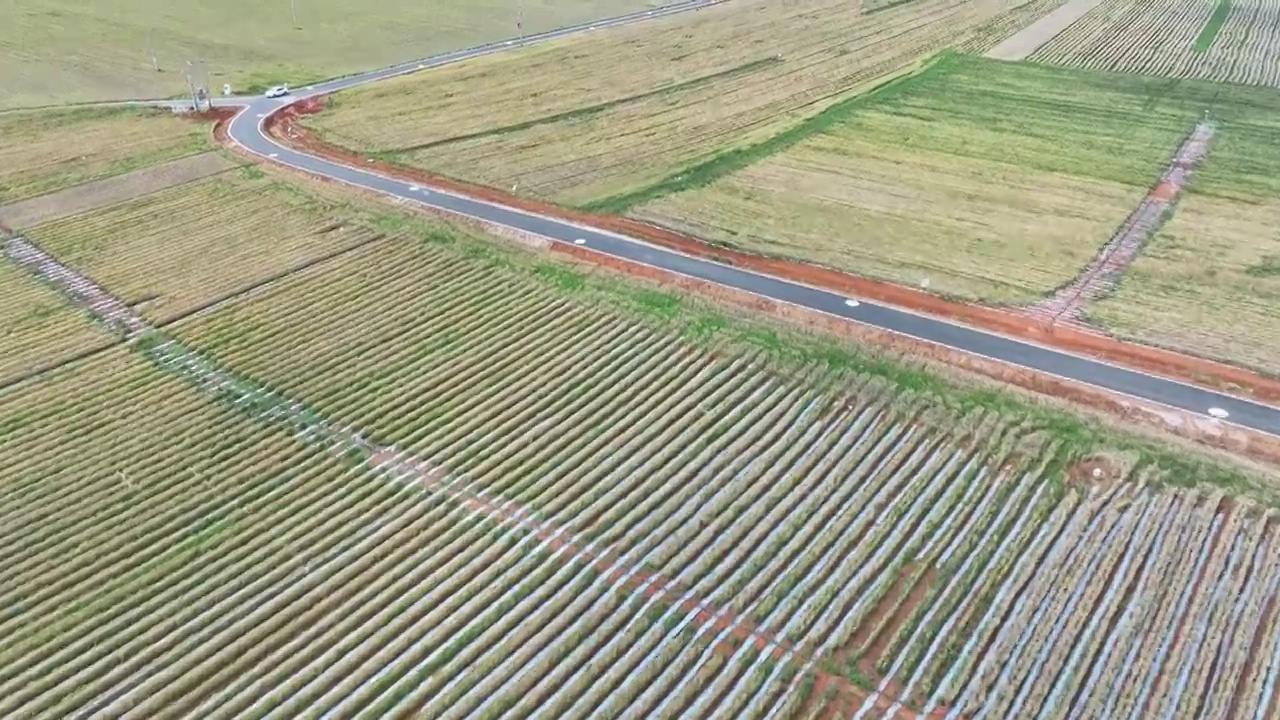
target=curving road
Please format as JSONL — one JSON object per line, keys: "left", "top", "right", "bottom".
{"left": 220, "top": 0, "right": 1280, "bottom": 438}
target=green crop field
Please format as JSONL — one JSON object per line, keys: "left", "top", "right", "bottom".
{"left": 5, "top": 159, "right": 1280, "bottom": 716}
{"left": 1088, "top": 83, "right": 1280, "bottom": 375}
{"left": 2, "top": 0, "right": 668, "bottom": 109}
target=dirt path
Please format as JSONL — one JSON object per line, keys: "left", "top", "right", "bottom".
{"left": 9, "top": 233, "right": 933, "bottom": 718}
{"left": 0, "top": 152, "right": 238, "bottom": 231}
{"left": 985, "top": 0, "right": 1105, "bottom": 60}
{"left": 1030, "top": 119, "right": 1216, "bottom": 326}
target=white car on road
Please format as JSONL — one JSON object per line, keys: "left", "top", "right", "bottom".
{"left": 265, "top": 85, "right": 290, "bottom": 98}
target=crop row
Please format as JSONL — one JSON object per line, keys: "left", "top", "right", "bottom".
{"left": 924, "top": 489, "right": 1280, "bottom": 720}
{"left": 175, "top": 239, "right": 1280, "bottom": 718}
{"left": 11, "top": 230, "right": 1280, "bottom": 718}
{"left": 172, "top": 240, "right": 1052, "bottom": 717}
{"left": 0, "top": 254, "right": 114, "bottom": 386}
{"left": 1032, "top": 0, "right": 1280, "bottom": 88}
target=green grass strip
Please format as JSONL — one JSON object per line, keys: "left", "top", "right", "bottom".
{"left": 1193, "top": 0, "right": 1231, "bottom": 53}
{"left": 384, "top": 56, "right": 783, "bottom": 155}
{"left": 580, "top": 53, "right": 945, "bottom": 215}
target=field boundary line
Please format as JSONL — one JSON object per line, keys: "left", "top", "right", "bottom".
{"left": 0, "top": 153, "right": 241, "bottom": 231}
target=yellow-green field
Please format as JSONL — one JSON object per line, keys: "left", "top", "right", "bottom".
{"left": 23, "top": 169, "right": 381, "bottom": 324}
{"left": 1088, "top": 99, "right": 1280, "bottom": 375}
{"left": 0, "top": 259, "right": 113, "bottom": 387}
{"left": 637, "top": 54, "right": 1212, "bottom": 304}
{"left": 2, "top": 0, "right": 672, "bottom": 109}
{"left": 0, "top": 107, "right": 210, "bottom": 204}
{"left": 304, "top": 0, "right": 1067, "bottom": 206}
{"left": 6, "top": 170, "right": 1280, "bottom": 716}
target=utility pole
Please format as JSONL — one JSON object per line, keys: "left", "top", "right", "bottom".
{"left": 518, "top": 0, "right": 524, "bottom": 44}
{"left": 146, "top": 29, "right": 159, "bottom": 72}
{"left": 291, "top": 0, "right": 299, "bottom": 28}
{"left": 185, "top": 61, "right": 198, "bottom": 110}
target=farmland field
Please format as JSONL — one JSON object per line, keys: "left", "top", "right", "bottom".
{"left": 5, "top": 175, "right": 1280, "bottom": 716}
{"left": 304, "top": 0, "right": 1069, "bottom": 206}
{"left": 635, "top": 54, "right": 1209, "bottom": 304}
{"left": 0, "top": 107, "right": 210, "bottom": 204}
{"left": 23, "top": 169, "right": 383, "bottom": 324}
{"left": 1030, "top": 0, "right": 1280, "bottom": 88}
{"left": 1085, "top": 80, "right": 1280, "bottom": 375}
{"left": 1, "top": 0, "right": 674, "bottom": 109}
{"left": 0, "top": 257, "right": 114, "bottom": 387}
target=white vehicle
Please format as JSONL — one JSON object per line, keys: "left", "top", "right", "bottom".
{"left": 265, "top": 85, "right": 290, "bottom": 99}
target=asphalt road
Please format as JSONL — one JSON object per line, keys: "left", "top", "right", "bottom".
{"left": 222, "top": 0, "right": 1280, "bottom": 438}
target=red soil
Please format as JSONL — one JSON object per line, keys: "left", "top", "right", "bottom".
{"left": 250, "top": 97, "right": 1280, "bottom": 408}
{"left": 1151, "top": 181, "right": 1178, "bottom": 202}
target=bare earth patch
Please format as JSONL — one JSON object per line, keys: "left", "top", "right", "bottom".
{"left": 0, "top": 152, "right": 238, "bottom": 230}
{"left": 985, "top": 0, "right": 1106, "bottom": 60}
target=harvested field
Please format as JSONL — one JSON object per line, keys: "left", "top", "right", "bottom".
{"left": 0, "top": 257, "right": 115, "bottom": 387}
{"left": 2, "top": 0, "right": 667, "bottom": 109}
{"left": 1030, "top": 0, "right": 1280, "bottom": 88}
{"left": 305, "top": 0, "right": 1069, "bottom": 207}
{"left": 23, "top": 170, "right": 382, "bottom": 324}
{"left": 4, "top": 200, "right": 1280, "bottom": 716}
{"left": 0, "top": 107, "right": 210, "bottom": 204}
{"left": 637, "top": 54, "right": 1202, "bottom": 304}
{"left": 0, "top": 152, "right": 238, "bottom": 231}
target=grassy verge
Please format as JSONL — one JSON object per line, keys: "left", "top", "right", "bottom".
{"left": 581, "top": 57, "right": 935, "bottom": 214}
{"left": 1193, "top": 0, "right": 1231, "bottom": 53}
